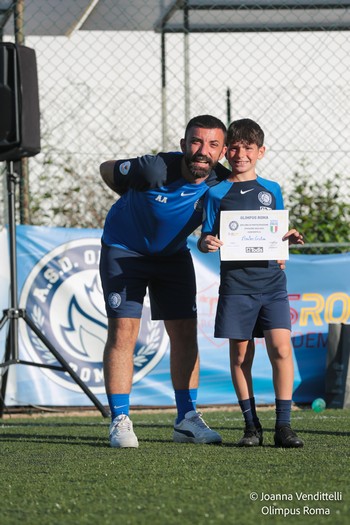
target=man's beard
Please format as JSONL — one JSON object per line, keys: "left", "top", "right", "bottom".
{"left": 184, "top": 153, "right": 216, "bottom": 179}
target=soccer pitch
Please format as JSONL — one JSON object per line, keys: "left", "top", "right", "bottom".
{"left": 0, "top": 408, "right": 349, "bottom": 525}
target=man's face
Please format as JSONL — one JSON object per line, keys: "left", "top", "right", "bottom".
{"left": 180, "top": 126, "right": 227, "bottom": 181}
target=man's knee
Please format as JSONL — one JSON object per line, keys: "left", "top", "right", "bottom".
{"left": 106, "top": 317, "right": 140, "bottom": 348}
{"left": 165, "top": 318, "right": 197, "bottom": 340}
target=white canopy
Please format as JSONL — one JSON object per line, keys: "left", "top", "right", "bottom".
{"left": 1, "top": 0, "right": 350, "bottom": 37}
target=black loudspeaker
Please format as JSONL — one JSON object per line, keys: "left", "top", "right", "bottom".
{"left": 0, "top": 43, "right": 40, "bottom": 161}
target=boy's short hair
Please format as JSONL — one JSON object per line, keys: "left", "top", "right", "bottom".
{"left": 185, "top": 114, "right": 227, "bottom": 139}
{"left": 227, "top": 118, "right": 264, "bottom": 147}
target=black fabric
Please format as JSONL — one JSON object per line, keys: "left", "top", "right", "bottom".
{"left": 0, "top": 43, "right": 40, "bottom": 161}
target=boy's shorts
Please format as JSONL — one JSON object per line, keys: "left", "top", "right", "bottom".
{"left": 214, "top": 290, "right": 291, "bottom": 340}
{"left": 99, "top": 243, "right": 197, "bottom": 320}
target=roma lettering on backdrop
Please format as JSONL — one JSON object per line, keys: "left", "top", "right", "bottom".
{"left": 1, "top": 225, "right": 348, "bottom": 406}
{"left": 285, "top": 260, "right": 350, "bottom": 402}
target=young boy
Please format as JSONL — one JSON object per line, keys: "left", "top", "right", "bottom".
{"left": 198, "top": 118, "right": 304, "bottom": 448}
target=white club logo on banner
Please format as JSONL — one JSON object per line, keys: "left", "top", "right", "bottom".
{"left": 19, "top": 238, "right": 168, "bottom": 393}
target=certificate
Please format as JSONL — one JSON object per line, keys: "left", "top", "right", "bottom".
{"left": 219, "top": 209, "right": 289, "bottom": 261}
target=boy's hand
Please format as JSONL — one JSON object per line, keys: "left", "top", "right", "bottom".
{"left": 277, "top": 260, "right": 286, "bottom": 270}
{"left": 282, "top": 228, "right": 304, "bottom": 245}
{"left": 198, "top": 235, "right": 223, "bottom": 253}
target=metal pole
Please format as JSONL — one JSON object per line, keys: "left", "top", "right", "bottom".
{"left": 226, "top": 87, "right": 231, "bottom": 127}
{"left": 184, "top": 1, "right": 190, "bottom": 124}
{"left": 6, "top": 161, "right": 19, "bottom": 359}
{"left": 161, "top": 30, "right": 167, "bottom": 151}
{"left": 14, "top": 0, "right": 30, "bottom": 225}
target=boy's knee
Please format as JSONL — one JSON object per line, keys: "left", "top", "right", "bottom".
{"left": 232, "top": 353, "right": 253, "bottom": 368}
{"left": 271, "top": 345, "right": 291, "bottom": 361}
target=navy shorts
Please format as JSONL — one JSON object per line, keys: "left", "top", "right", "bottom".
{"left": 99, "top": 243, "right": 197, "bottom": 320}
{"left": 215, "top": 290, "right": 291, "bottom": 340}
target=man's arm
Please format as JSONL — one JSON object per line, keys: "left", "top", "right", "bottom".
{"left": 100, "top": 154, "right": 169, "bottom": 196}
{"left": 100, "top": 161, "right": 119, "bottom": 192}
{"left": 99, "top": 158, "right": 144, "bottom": 195}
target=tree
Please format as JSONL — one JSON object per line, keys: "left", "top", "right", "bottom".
{"left": 28, "top": 109, "right": 119, "bottom": 229}
{"left": 29, "top": 149, "right": 114, "bottom": 229}
{"left": 285, "top": 169, "right": 350, "bottom": 254}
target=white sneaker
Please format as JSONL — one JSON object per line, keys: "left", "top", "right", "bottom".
{"left": 109, "top": 415, "right": 139, "bottom": 448}
{"left": 173, "top": 410, "right": 222, "bottom": 444}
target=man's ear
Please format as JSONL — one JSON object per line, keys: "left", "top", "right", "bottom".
{"left": 180, "top": 138, "right": 186, "bottom": 153}
{"left": 258, "top": 146, "right": 266, "bottom": 160}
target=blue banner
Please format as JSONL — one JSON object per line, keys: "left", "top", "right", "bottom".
{"left": 1, "top": 225, "right": 349, "bottom": 407}
{"left": 0, "top": 228, "right": 10, "bottom": 376}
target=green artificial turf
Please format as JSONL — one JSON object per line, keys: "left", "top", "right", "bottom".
{"left": 0, "top": 408, "right": 349, "bottom": 525}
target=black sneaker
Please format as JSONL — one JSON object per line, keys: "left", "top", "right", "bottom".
{"left": 237, "top": 426, "right": 263, "bottom": 447}
{"left": 274, "top": 426, "right": 304, "bottom": 448}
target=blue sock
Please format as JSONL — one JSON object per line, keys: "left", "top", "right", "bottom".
{"left": 239, "top": 398, "right": 255, "bottom": 428}
{"left": 107, "top": 393, "right": 130, "bottom": 422}
{"left": 275, "top": 399, "right": 292, "bottom": 428}
{"left": 175, "top": 388, "right": 197, "bottom": 423}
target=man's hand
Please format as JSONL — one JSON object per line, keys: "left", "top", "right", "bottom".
{"left": 278, "top": 229, "right": 304, "bottom": 270}
{"left": 282, "top": 228, "right": 304, "bottom": 246}
{"left": 198, "top": 234, "right": 223, "bottom": 253}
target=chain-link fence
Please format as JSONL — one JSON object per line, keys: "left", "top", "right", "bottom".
{"left": 1, "top": 1, "right": 350, "bottom": 230}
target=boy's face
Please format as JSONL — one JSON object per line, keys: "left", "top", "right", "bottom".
{"left": 226, "top": 141, "right": 265, "bottom": 176}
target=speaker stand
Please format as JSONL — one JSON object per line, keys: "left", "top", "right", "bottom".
{"left": 0, "top": 161, "right": 109, "bottom": 418}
